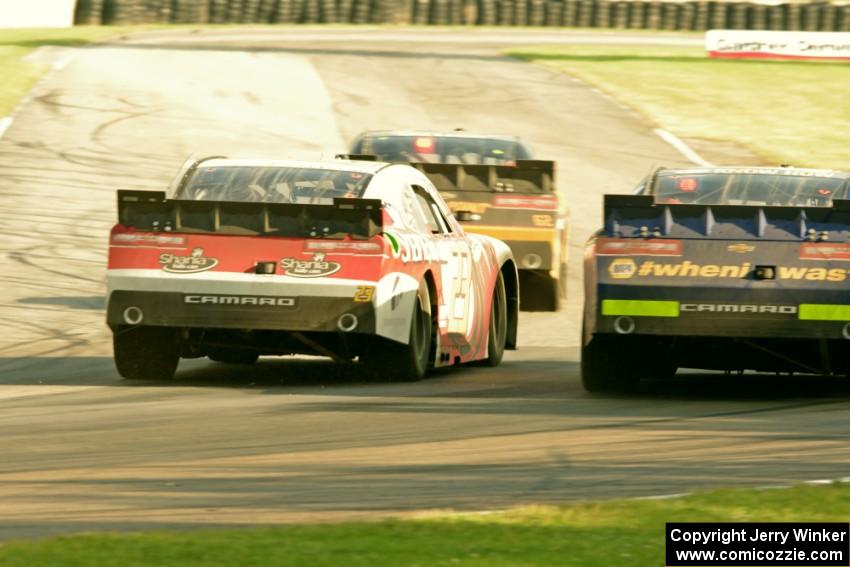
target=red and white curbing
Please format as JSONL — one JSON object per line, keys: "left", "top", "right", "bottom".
{"left": 706, "top": 30, "right": 850, "bottom": 62}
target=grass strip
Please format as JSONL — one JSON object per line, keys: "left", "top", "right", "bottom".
{"left": 0, "top": 483, "right": 848, "bottom": 566}
{"left": 0, "top": 26, "right": 168, "bottom": 118}
{"left": 509, "top": 44, "right": 850, "bottom": 170}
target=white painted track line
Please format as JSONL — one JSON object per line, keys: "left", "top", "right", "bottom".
{"left": 654, "top": 128, "right": 715, "bottom": 167}
{"left": 0, "top": 116, "right": 12, "bottom": 140}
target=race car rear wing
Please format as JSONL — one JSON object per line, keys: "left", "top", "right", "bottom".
{"left": 116, "top": 190, "right": 383, "bottom": 239}
{"left": 409, "top": 160, "right": 555, "bottom": 194}
{"left": 604, "top": 194, "right": 850, "bottom": 240}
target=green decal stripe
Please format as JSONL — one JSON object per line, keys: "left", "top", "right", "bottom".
{"left": 601, "top": 299, "right": 680, "bottom": 318}
{"left": 383, "top": 232, "right": 399, "bottom": 254}
{"left": 798, "top": 304, "right": 850, "bottom": 321}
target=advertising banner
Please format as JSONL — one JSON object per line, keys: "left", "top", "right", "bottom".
{"left": 706, "top": 30, "right": 850, "bottom": 61}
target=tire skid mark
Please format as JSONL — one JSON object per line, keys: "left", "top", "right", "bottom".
{"left": 3, "top": 215, "right": 110, "bottom": 235}
{"left": 0, "top": 319, "right": 95, "bottom": 356}
{"left": 56, "top": 150, "right": 166, "bottom": 172}
{"left": 7, "top": 249, "right": 103, "bottom": 285}
{"left": 33, "top": 90, "right": 141, "bottom": 115}
{"left": 90, "top": 108, "right": 164, "bottom": 146}
{"left": 0, "top": 280, "right": 100, "bottom": 295}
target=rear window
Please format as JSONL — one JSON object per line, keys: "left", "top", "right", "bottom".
{"left": 653, "top": 170, "right": 848, "bottom": 207}
{"left": 354, "top": 135, "right": 531, "bottom": 165}
{"left": 177, "top": 166, "right": 373, "bottom": 204}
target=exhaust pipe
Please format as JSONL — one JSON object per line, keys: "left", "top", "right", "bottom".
{"left": 522, "top": 253, "right": 543, "bottom": 269}
{"left": 123, "top": 306, "right": 144, "bottom": 325}
{"left": 337, "top": 313, "right": 358, "bottom": 332}
{"left": 613, "top": 316, "right": 635, "bottom": 335}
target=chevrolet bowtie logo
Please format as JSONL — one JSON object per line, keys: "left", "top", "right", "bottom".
{"left": 727, "top": 243, "right": 755, "bottom": 253}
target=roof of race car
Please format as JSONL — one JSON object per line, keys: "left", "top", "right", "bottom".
{"left": 357, "top": 130, "right": 525, "bottom": 143}
{"left": 195, "top": 157, "right": 392, "bottom": 175}
{"left": 656, "top": 166, "right": 850, "bottom": 180}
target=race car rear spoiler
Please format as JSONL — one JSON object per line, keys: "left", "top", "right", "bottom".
{"left": 410, "top": 160, "right": 555, "bottom": 194}
{"left": 604, "top": 194, "right": 850, "bottom": 240}
{"left": 116, "top": 190, "right": 383, "bottom": 238}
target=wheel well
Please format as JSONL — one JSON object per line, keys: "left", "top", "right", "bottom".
{"left": 423, "top": 270, "right": 439, "bottom": 366}
{"left": 500, "top": 260, "right": 519, "bottom": 349}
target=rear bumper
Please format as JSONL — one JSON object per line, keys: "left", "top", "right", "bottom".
{"left": 506, "top": 240, "right": 554, "bottom": 272}
{"left": 107, "top": 290, "right": 376, "bottom": 334}
{"left": 593, "top": 285, "right": 850, "bottom": 340}
{"left": 462, "top": 225, "right": 559, "bottom": 272}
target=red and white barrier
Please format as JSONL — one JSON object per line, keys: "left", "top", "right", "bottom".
{"left": 0, "top": 0, "right": 76, "bottom": 28}
{"left": 706, "top": 30, "right": 850, "bottom": 61}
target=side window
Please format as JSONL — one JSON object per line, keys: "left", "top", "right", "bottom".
{"left": 399, "top": 187, "right": 430, "bottom": 233}
{"left": 412, "top": 185, "right": 451, "bottom": 234}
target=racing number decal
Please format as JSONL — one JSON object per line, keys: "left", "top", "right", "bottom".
{"left": 447, "top": 246, "right": 474, "bottom": 335}
{"left": 353, "top": 286, "right": 375, "bottom": 303}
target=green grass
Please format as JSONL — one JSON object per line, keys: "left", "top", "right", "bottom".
{"left": 509, "top": 44, "right": 850, "bottom": 170}
{"left": 0, "top": 483, "right": 848, "bottom": 566}
{"left": 0, "top": 26, "right": 169, "bottom": 117}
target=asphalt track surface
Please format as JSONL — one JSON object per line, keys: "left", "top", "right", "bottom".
{"left": 1, "top": 28, "right": 848, "bottom": 540}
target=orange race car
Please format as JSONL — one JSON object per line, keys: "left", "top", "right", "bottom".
{"left": 350, "top": 130, "right": 568, "bottom": 311}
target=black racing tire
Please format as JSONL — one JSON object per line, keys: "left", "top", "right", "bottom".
{"left": 208, "top": 349, "right": 260, "bottom": 365}
{"left": 652, "top": 361, "right": 678, "bottom": 381}
{"left": 581, "top": 335, "right": 640, "bottom": 393}
{"left": 114, "top": 326, "right": 180, "bottom": 381}
{"left": 519, "top": 271, "right": 559, "bottom": 312}
{"left": 484, "top": 271, "right": 508, "bottom": 367}
{"left": 362, "top": 280, "right": 432, "bottom": 382}
{"left": 558, "top": 262, "right": 568, "bottom": 301}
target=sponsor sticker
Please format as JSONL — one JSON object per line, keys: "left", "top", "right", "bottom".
{"left": 160, "top": 248, "right": 218, "bottom": 274}
{"left": 800, "top": 243, "right": 850, "bottom": 261}
{"left": 597, "top": 239, "right": 682, "bottom": 256}
{"left": 608, "top": 258, "right": 637, "bottom": 279}
{"left": 392, "top": 233, "right": 441, "bottom": 264}
{"left": 447, "top": 201, "right": 490, "bottom": 215}
{"left": 113, "top": 234, "right": 187, "bottom": 246}
{"left": 613, "top": 260, "right": 850, "bottom": 282}
{"left": 280, "top": 253, "right": 341, "bottom": 278}
{"left": 531, "top": 214, "right": 554, "bottom": 227}
{"left": 492, "top": 195, "right": 558, "bottom": 210}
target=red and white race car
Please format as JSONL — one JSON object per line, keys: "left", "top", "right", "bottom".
{"left": 106, "top": 157, "right": 518, "bottom": 381}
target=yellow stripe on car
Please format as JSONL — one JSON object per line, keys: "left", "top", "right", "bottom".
{"left": 798, "top": 304, "right": 850, "bottom": 321}
{"left": 462, "top": 225, "right": 556, "bottom": 242}
{"left": 601, "top": 299, "right": 680, "bottom": 318}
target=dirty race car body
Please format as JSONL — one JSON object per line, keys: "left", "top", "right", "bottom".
{"left": 106, "top": 157, "right": 518, "bottom": 381}
{"left": 583, "top": 166, "right": 850, "bottom": 392}
{"left": 350, "top": 131, "right": 568, "bottom": 311}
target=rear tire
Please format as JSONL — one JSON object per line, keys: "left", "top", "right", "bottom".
{"left": 114, "top": 326, "right": 180, "bottom": 381}
{"left": 558, "top": 262, "right": 568, "bottom": 301}
{"left": 362, "top": 280, "right": 432, "bottom": 382}
{"left": 484, "top": 271, "right": 507, "bottom": 367}
{"left": 519, "top": 270, "right": 559, "bottom": 312}
{"left": 581, "top": 335, "right": 640, "bottom": 393}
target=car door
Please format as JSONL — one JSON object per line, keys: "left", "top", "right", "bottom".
{"left": 410, "top": 184, "right": 475, "bottom": 338}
